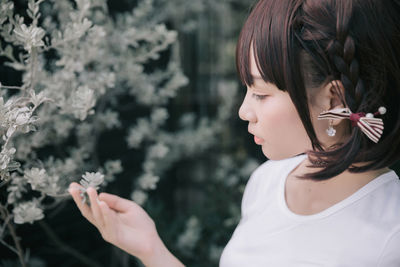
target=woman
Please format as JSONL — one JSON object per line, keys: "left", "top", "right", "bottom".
{"left": 69, "top": 0, "right": 400, "bottom": 265}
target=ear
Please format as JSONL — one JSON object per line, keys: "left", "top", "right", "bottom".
{"left": 321, "top": 80, "right": 346, "bottom": 109}
{"left": 319, "top": 80, "right": 347, "bottom": 126}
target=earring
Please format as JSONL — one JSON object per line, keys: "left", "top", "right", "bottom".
{"left": 326, "top": 119, "right": 336, "bottom": 137}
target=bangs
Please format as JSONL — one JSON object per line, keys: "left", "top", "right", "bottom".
{"left": 236, "top": 0, "right": 296, "bottom": 90}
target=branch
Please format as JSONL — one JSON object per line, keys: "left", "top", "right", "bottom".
{"left": 38, "top": 220, "right": 102, "bottom": 267}
{"left": 0, "top": 85, "right": 24, "bottom": 90}
{"left": 0, "top": 179, "right": 10, "bottom": 188}
{"left": 0, "top": 204, "right": 27, "bottom": 267}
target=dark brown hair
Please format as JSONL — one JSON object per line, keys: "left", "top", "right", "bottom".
{"left": 236, "top": 0, "right": 400, "bottom": 180}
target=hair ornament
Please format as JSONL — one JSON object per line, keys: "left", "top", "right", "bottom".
{"left": 318, "top": 107, "right": 386, "bottom": 143}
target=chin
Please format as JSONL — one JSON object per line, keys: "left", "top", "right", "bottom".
{"left": 261, "top": 146, "right": 306, "bottom": 161}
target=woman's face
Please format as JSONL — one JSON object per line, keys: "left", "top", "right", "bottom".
{"left": 238, "top": 49, "right": 314, "bottom": 160}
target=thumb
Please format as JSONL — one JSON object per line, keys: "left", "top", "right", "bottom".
{"left": 98, "top": 192, "right": 137, "bottom": 213}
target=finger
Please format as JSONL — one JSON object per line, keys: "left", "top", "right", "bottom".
{"left": 98, "top": 192, "right": 137, "bottom": 213}
{"left": 87, "top": 187, "right": 105, "bottom": 228}
{"left": 98, "top": 201, "right": 117, "bottom": 242}
{"left": 68, "top": 183, "right": 96, "bottom": 225}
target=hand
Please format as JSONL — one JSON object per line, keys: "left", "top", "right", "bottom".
{"left": 68, "top": 183, "right": 162, "bottom": 263}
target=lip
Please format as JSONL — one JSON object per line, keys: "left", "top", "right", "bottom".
{"left": 254, "top": 135, "right": 264, "bottom": 145}
{"left": 248, "top": 129, "right": 265, "bottom": 145}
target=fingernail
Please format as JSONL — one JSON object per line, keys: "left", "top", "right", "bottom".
{"left": 68, "top": 184, "right": 83, "bottom": 194}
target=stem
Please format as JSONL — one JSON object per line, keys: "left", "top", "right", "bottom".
{"left": 0, "top": 179, "right": 10, "bottom": 188}
{"left": 0, "top": 204, "right": 27, "bottom": 267}
{"left": 0, "top": 238, "right": 19, "bottom": 254}
{"left": 0, "top": 85, "right": 24, "bottom": 90}
{"left": 30, "top": 47, "right": 38, "bottom": 91}
{"left": 38, "top": 220, "right": 102, "bottom": 267}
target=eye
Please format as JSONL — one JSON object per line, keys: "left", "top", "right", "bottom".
{"left": 252, "top": 93, "right": 268, "bottom": 101}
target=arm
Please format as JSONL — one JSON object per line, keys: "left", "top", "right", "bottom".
{"left": 68, "top": 183, "right": 185, "bottom": 267}
{"left": 141, "top": 236, "right": 185, "bottom": 267}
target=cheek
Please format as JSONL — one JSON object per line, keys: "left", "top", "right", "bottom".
{"left": 260, "top": 95, "right": 311, "bottom": 159}
{"left": 261, "top": 96, "right": 304, "bottom": 136}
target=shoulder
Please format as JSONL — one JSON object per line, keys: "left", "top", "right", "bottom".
{"left": 357, "top": 171, "right": 400, "bottom": 265}
{"left": 367, "top": 171, "right": 400, "bottom": 224}
{"left": 377, "top": 226, "right": 400, "bottom": 266}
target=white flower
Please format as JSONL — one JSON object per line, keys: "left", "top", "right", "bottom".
{"left": 0, "top": 2, "right": 14, "bottom": 25}
{"left": 80, "top": 172, "right": 104, "bottom": 190}
{"left": 71, "top": 86, "right": 96, "bottom": 121}
{"left": 23, "top": 167, "right": 60, "bottom": 195}
{"left": 137, "top": 173, "right": 159, "bottom": 190}
{"left": 43, "top": 175, "right": 61, "bottom": 195}
{"left": 127, "top": 119, "right": 151, "bottom": 148}
{"left": 104, "top": 160, "right": 123, "bottom": 175}
{"left": 13, "top": 107, "right": 32, "bottom": 125}
{"left": 13, "top": 24, "right": 46, "bottom": 52}
{"left": 29, "top": 90, "right": 52, "bottom": 107}
{"left": 148, "top": 143, "right": 169, "bottom": 159}
{"left": 177, "top": 216, "right": 201, "bottom": 251}
{"left": 179, "top": 113, "right": 195, "bottom": 127}
{"left": 131, "top": 190, "right": 148, "bottom": 206}
{"left": 7, "top": 106, "right": 36, "bottom": 128}
{"left": 151, "top": 108, "right": 168, "bottom": 125}
{"left": 63, "top": 158, "right": 78, "bottom": 174}
{"left": 13, "top": 200, "right": 44, "bottom": 224}
{"left": 54, "top": 118, "right": 74, "bottom": 138}
{"left": 7, "top": 175, "right": 28, "bottom": 204}
{"left": 24, "top": 168, "right": 47, "bottom": 190}
{"left": 97, "top": 110, "right": 121, "bottom": 129}
{"left": 0, "top": 147, "right": 16, "bottom": 170}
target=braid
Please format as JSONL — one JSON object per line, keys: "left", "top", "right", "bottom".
{"left": 325, "top": 0, "right": 366, "bottom": 112}
{"left": 285, "top": 0, "right": 400, "bottom": 179}
{"left": 327, "top": 35, "right": 365, "bottom": 111}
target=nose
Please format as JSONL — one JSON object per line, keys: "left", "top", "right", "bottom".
{"left": 238, "top": 91, "right": 257, "bottom": 123}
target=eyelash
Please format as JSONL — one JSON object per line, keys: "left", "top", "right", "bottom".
{"left": 252, "top": 93, "right": 268, "bottom": 101}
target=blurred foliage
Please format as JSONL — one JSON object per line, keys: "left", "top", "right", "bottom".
{"left": 0, "top": 0, "right": 263, "bottom": 266}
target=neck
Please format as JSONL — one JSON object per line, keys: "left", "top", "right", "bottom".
{"left": 285, "top": 157, "right": 392, "bottom": 215}
{"left": 292, "top": 157, "right": 391, "bottom": 184}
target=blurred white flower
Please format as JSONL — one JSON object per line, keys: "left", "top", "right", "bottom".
{"left": 53, "top": 118, "right": 74, "bottom": 139}
{"left": 70, "top": 86, "right": 96, "bottom": 120}
{"left": 62, "top": 18, "right": 93, "bottom": 42}
{"left": 137, "top": 173, "right": 159, "bottom": 190}
{"left": 13, "top": 24, "right": 46, "bottom": 52}
{"left": 13, "top": 200, "right": 44, "bottom": 224}
{"left": 104, "top": 160, "right": 123, "bottom": 175}
{"left": 7, "top": 174, "right": 28, "bottom": 204}
{"left": 148, "top": 143, "right": 169, "bottom": 159}
{"left": 24, "top": 167, "right": 60, "bottom": 195}
{"left": 0, "top": 2, "right": 14, "bottom": 25}
{"left": 97, "top": 109, "right": 121, "bottom": 129}
{"left": 177, "top": 216, "right": 201, "bottom": 252}
{"left": 127, "top": 118, "right": 151, "bottom": 148}
{"left": 131, "top": 190, "right": 148, "bottom": 206}
{"left": 151, "top": 108, "right": 169, "bottom": 125}
{"left": 24, "top": 168, "right": 47, "bottom": 190}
